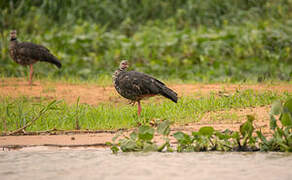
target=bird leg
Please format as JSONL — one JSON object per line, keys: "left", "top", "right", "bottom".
{"left": 137, "top": 100, "right": 142, "bottom": 116}
{"left": 29, "top": 64, "right": 34, "bottom": 85}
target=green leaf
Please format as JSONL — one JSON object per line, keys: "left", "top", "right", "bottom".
{"left": 47, "top": 100, "right": 57, "bottom": 108}
{"left": 157, "top": 120, "right": 171, "bottom": 136}
{"left": 157, "top": 142, "right": 168, "bottom": 152}
{"left": 192, "top": 131, "right": 200, "bottom": 137}
{"left": 270, "top": 115, "right": 277, "bottom": 130}
{"left": 130, "top": 131, "right": 137, "bottom": 140}
{"left": 199, "top": 126, "right": 214, "bottom": 137}
{"left": 138, "top": 125, "right": 155, "bottom": 141}
{"left": 166, "top": 145, "right": 174, "bottom": 152}
{"left": 143, "top": 143, "right": 157, "bottom": 152}
{"left": 120, "top": 139, "right": 137, "bottom": 152}
{"left": 240, "top": 116, "right": 255, "bottom": 137}
{"left": 280, "top": 113, "right": 292, "bottom": 127}
{"left": 281, "top": 99, "right": 292, "bottom": 128}
{"left": 276, "top": 127, "right": 284, "bottom": 137}
{"left": 214, "top": 131, "right": 231, "bottom": 140}
{"left": 278, "top": 142, "right": 290, "bottom": 152}
{"left": 247, "top": 115, "right": 255, "bottom": 122}
{"left": 105, "top": 141, "right": 112, "bottom": 146}
{"left": 256, "top": 130, "right": 267, "bottom": 143}
{"left": 173, "top": 131, "right": 186, "bottom": 141}
{"left": 173, "top": 131, "right": 192, "bottom": 145}
{"left": 110, "top": 145, "right": 119, "bottom": 154}
{"left": 231, "top": 131, "right": 240, "bottom": 140}
{"left": 283, "top": 99, "right": 292, "bottom": 113}
{"left": 270, "top": 100, "right": 282, "bottom": 115}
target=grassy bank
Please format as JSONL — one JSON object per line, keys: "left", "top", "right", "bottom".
{"left": 0, "top": 89, "right": 290, "bottom": 133}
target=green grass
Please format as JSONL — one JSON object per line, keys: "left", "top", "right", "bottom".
{"left": 0, "top": 89, "right": 290, "bottom": 133}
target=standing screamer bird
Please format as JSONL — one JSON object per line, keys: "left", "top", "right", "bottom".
{"left": 9, "top": 30, "right": 62, "bottom": 85}
{"left": 113, "top": 60, "right": 178, "bottom": 116}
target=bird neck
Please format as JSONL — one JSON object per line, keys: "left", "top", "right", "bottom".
{"left": 112, "top": 68, "right": 126, "bottom": 83}
{"left": 10, "top": 37, "right": 17, "bottom": 41}
{"left": 9, "top": 38, "right": 18, "bottom": 49}
{"left": 119, "top": 67, "right": 127, "bottom": 71}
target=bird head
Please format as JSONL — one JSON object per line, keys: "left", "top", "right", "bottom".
{"left": 119, "top": 60, "right": 129, "bottom": 70}
{"left": 10, "top": 30, "right": 17, "bottom": 40}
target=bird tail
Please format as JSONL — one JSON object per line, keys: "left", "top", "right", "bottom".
{"left": 44, "top": 55, "right": 62, "bottom": 68}
{"left": 160, "top": 86, "right": 178, "bottom": 103}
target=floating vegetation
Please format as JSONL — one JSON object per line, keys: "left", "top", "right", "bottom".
{"left": 107, "top": 99, "right": 292, "bottom": 153}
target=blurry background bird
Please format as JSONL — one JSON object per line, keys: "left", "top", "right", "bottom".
{"left": 9, "top": 30, "right": 62, "bottom": 85}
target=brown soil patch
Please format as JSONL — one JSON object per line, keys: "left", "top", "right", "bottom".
{"left": 0, "top": 78, "right": 291, "bottom": 149}
{"left": 0, "top": 133, "right": 113, "bottom": 148}
{"left": 1, "top": 78, "right": 292, "bottom": 106}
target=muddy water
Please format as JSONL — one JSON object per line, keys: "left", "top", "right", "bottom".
{"left": 0, "top": 147, "right": 292, "bottom": 180}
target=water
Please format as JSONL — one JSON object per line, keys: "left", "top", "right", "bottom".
{"left": 0, "top": 147, "right": 292, "bottom": 180}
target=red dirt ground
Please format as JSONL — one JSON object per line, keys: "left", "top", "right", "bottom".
{"left": 1, "top": 78, "right": 292, "bottom": 105}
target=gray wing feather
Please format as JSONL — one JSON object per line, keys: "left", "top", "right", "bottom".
{"left": 118, "top": 71, "right": 161, "bottom": 96}
{"left": 17, "top": 42, "right": 61, "bottom": 68}
{"left": 116, "top": 71, "right": 177, "bottom": 103}
{"left": 18, "top": 42, "right": 50, "bottom": 60}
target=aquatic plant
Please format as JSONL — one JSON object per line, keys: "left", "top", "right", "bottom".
{"left": 106, "top": 120, "right": 173, "bottom": 154}
{"left": 257, "top": 99, "right": 292, "bottom": 152}
{"left": 108, "top": 98, "right": 292, "bottom": 153}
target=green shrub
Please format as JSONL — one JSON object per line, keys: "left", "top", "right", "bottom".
{"left": 1, "top": 0, "right": 292, "bottom": 82}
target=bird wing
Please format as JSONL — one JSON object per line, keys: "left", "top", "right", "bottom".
{"left": 139, "top": 72, "right": 166, "bottom": 86}
{"left": 17, "top": 42, "right": 51, "bottom": 60}
{"left": 117, "top": 71, "right": 162, "bottom": 96}
{"left": 128, "top": 71, "right": 178, "bottom": 103}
